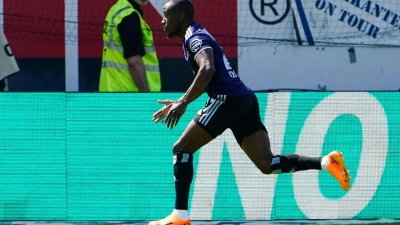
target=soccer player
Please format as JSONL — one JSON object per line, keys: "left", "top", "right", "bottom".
{"left": 150, "top": 0, "right": 351, "bottom": 224}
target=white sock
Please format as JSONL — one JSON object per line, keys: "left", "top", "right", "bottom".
{"left": 172, "top": 209, "right": 189, "bottom": 220}
{"left": 321, "top": 156, "right": 329, "bottom": 171}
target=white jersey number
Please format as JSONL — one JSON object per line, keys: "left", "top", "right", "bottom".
{"left": 223, "top": 54, "right": 238, "bottom": 78}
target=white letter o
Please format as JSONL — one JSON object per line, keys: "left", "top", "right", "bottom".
{"left": 293, "top": 92, "right": 388, "bottom": 219}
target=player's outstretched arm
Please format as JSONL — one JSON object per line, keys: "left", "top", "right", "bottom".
{"left": 163, "top": 48, "right": 215, "bottom": 129}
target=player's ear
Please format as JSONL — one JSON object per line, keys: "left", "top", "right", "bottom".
{"left": 178, "top": 12, "right": 184, "bottom": 21}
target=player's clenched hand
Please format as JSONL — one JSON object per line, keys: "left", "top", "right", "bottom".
{"left": 152, "top": 99, "right": 175, "bottom": 123}
{"left": 164, "top": 101, "right": 187, "bottom": 129}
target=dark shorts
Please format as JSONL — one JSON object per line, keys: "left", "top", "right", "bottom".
{"left": 193, "top": 94, "right": 266, "bottom": 146}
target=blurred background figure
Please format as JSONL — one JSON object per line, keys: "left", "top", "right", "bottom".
{"left": 99, "top": 0, "right": 161, "bottom": 92}
{"left": 0, "top": 29, "right": 19, "bottom": 92}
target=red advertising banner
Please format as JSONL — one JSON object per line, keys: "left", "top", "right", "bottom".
{"left": 4, "top": 0, "right": 65, "bottom": 58}
{"left": 3, "top": 0, "right": 237, "bottom": 59}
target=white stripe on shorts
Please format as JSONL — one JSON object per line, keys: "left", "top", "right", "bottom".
{"left": 199, "top": 98, "right": 216, "bottom": 124}
{"left": 199, "top": 95, "right": 226, "bottom": 126}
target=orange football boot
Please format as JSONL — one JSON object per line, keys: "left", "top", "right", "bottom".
{"left": 326, "top": 150, "right": 351, "bottom": 191}
{"left": 148, "top": 214, "right": 191, "bottom": 225}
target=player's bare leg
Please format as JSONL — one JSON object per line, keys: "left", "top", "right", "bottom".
{"left": 241, "top": 129, "right": 350, "bottom": 191}
{"left": 241, "top": 129, "right": 274, "bottom": 174}
{"left": 173, "top": 120, "right": 214, "bottom": 154}
{"left": 148, "top": 121, "right": 213, "bottom": 225}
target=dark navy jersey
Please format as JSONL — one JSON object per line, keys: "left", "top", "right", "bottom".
{"left": 183, "top": 22, "right": 254, "bottom": 98}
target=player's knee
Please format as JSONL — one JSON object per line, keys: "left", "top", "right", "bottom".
{"left": 255, "top": 156, "right": 273, "bottom": 174}
{"left": 258, "top": 165, "right": 272, "bottom": 175}
{"left": 253, "top": 153, "right": 273, "bottom": 174}
{"left": 172, "top": 140, "right": 186, "bottom": 153}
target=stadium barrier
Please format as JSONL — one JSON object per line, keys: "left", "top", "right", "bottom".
{"left": 0, "top": 92, "right": 398, "bottom": 220}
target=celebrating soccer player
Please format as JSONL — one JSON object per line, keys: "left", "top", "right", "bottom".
{"left": 150, "top": 1, "right": 351, "bottom": 224}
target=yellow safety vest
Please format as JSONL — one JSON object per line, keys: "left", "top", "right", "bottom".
{"left": 99, "top": 0, "right": 161, "bottom": 92}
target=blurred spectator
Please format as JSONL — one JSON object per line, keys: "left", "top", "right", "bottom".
{"left": 0, "top": 29, "right": 19, "bottom": 92}
{"left": 99, "top": 0, "right": 161, "bottom": 92}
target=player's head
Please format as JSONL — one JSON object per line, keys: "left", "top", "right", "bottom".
{"left": 133, "top": 0, "right": 149, "bottom": 6}
{"left": 162, "top": 0, "right": 195, "bottom": 39}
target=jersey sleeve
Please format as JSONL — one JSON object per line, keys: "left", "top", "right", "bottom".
{"left": 186, "top": 33, "right": 213, "bottom": 59}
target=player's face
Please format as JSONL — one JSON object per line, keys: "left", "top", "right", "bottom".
{"left": 161, "top": 2, "right": 181, "bottom": 39}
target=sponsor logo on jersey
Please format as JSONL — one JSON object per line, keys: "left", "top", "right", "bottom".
{"left": 189, "top": 39, "right": 202, "bottom": 52}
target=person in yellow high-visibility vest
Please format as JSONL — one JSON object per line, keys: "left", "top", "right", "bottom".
{"left": 99, "top": 0, "right": 161, "bottom": 92}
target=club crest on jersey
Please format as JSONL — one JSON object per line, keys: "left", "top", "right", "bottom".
{"left": 189, "top": 39, "right": 202, "bottom": 52}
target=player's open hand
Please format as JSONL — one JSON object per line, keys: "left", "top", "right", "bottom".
{"left": 164, "top": 101, "right": 187, "bottom": 129}
{"left": 152, "top": 99, "right": 174, "bottom": 123}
